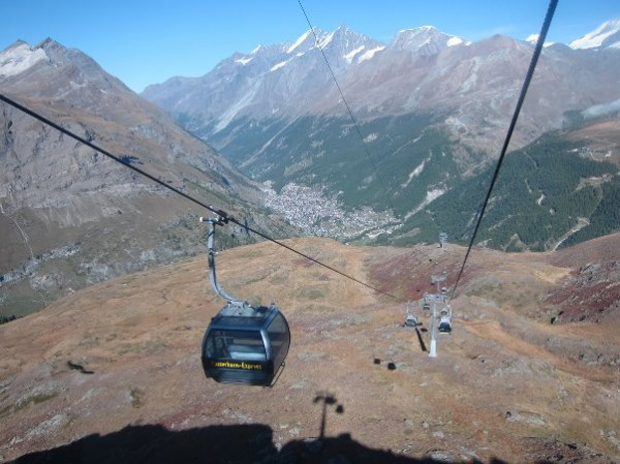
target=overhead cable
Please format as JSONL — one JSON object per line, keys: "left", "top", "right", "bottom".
{"left": 297, "top": 0, "right": 397, "bottom": 215}
{"left": 449, "top": 0, "right": 559, "bottom": 301}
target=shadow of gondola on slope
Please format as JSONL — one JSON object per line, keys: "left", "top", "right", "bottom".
{"left": 8, "top": 422, "right": 517, "bottom": 464}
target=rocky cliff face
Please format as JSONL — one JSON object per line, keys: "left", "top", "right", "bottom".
{"left": 0, "top": 39, "right": 288, "bottom": 316}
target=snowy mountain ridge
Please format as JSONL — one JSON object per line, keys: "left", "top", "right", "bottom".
{"left": 0, "top": 40, "right": 49, "bottom": 78}
{"left": 524, "top": 33, "right": 554, "bottom": 48}
{"left": 142, "top": 17, "right": 620, "bottom": 155}
{"left": 569, "top": 18, "right": 620, "bottom": 50}
{"left": 391, "top": 25, "right": 466, "bottom": 54}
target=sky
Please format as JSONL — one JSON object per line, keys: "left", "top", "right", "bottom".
{"left": 0, "top": 0, "right": 618, "bottom": 93}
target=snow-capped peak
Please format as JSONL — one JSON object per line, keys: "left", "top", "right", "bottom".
{"left": 0, "top": 41, "right": 49, "bottom": 78}
{"left": 525, "top": 33, "right": 554, "bottom": 48}
{"left": 570, "top": 18, "right": 620, "bottom": 50}
{"left": 391, "top": 26, "right": 465, "bottom": 54}
{"left": 287, "top": 28, "right": 331, "bottom": 54}
{"left": 285, "top": 25, "right": 379, "bottom": 61}
{"left": 250, "top": 45, "right": 263, "bottom": 55}
{"left": 526, "top": 33, "right": 539, "bottom": 44}
{"left": 399, "top": 25, "right": 436, "bottom": 33}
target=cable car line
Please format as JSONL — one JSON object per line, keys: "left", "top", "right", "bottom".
{"left": 448, "top": 0, "right": 559, "bottom": 302}
{"left": 0, "top": 93, "right": 398, "bottom": 301}
{"left": 297, "top": 0, "right": 397, "bottom": 215}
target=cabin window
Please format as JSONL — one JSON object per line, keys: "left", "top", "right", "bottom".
{"left": 207, "top": 330, "right": 266, "bottom": 362}
{"left": 267, "top": 313, "right": 290, "bottom": 366}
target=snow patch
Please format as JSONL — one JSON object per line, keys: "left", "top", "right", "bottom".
{"left": 251, "top": 45, "right": 263, "bottom": 54}
{"left": 401, "top": 160, "right": 427, "bottom": 188}
{"left": 363, "top": 132, "right": 378, "bottom": 143}
{"left": 0, "top": 42, "right": 48, "bottom": 78}
{"left": 318, "top": 31, "right": 335, "bottom": 49}
{"left": 344, "top": 45, "right": 365, "bottom": 64}
{"left": 525, "top": 33, "right": 554, "bottom": 47}
{"left": 526, "top": 33, "right": 539, "bottom": 43}
{"left": 399, "top": 25, "right": 435, "bottom": 33}
{"left": 270, "top": 59, "right": 292, "bottom": 72}
{"left": 235, "top": 56, "right": 253, "bottom": 65}
{"left": 287, "top": 30, "right": 312, "bottom": 54}
{"left": 358, "top": 46, "right": 385, "bottom": 63}
{"left": 447, "top": 37, "right": 463, "bottom": 47}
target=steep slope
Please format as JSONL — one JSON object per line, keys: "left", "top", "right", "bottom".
{"left": 1, "top": 235, "right": 619, "bottom": 462}
{"left": 0, "top": 39, "right": 290, "bottom": 317}
{"left": 570, "top": 18, "right": 620, "bottom": 50}
{"left": 390, "top": 116, "right": 620, "bottom": 250}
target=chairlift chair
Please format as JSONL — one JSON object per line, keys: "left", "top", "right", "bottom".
{"left": 200, "top": 216, "right": 290, "bottom": 386}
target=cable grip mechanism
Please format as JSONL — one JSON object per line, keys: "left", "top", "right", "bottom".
{"left": 200, "top": 215, "right": 244, "bottom": 306}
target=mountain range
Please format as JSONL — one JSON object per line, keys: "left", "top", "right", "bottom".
{"left": 143, "top": 19, "right": 620, "bottom": 153}
{"left": 2, "top": 19, "right": 620, "bottom": 316}
{"left": 142, "top": 19, "right": 620, "bottom": 250}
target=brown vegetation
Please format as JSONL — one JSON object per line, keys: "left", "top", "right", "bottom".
{"left": 1, "top": 236, "right": 619, "bottom": 463}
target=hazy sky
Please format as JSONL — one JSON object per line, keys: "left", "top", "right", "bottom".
{"left": 1, "top": 0, "right": 618, "bottom": 92}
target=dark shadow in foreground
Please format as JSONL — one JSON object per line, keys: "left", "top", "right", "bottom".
{"left": 10, "top": 422, "right": 587, "bottom": 464}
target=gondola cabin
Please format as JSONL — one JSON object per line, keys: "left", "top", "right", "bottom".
{"left": 438, "top": 308, "right": 452, "bottom": 334}
{"left": 202, "top": 302, "right": 290, "bottom": 386}
{"left": 405, "top": 314, "right": 418, "bottom": 327}
{"left": 200, "top": 215, "right": 291, "bottom": 387}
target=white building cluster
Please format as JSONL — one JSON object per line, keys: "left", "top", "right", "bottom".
{"left": 263, "top": 182, "right": 398, "bottom": 240}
